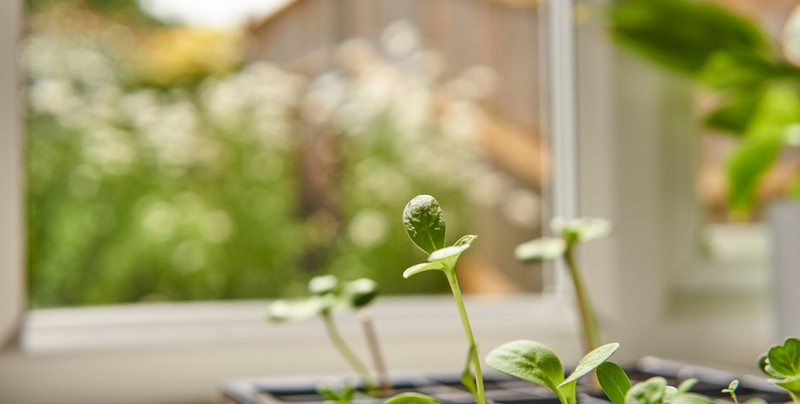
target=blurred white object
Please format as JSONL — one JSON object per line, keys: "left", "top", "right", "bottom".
{"left": 769, "top": 201, "right": 800, "bottom": 339}
{"left": 783, "top": 5, "right": 800, "bottom": 65}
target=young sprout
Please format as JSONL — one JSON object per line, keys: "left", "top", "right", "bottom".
{"left": 486, "top": 340, "right": 619, "bottom": 404}
{"left": 596, "top": 361, "right": 713, "bottom": 404}
{"left": 722, "top": 380, "right": 740, "bottom": 404}
{"left": 515, "top": 217, "right": 611, "bottom": 354}
{"left": 266, "top": 275, "right": 386, "bottom": 395}
{"left": 758, "top": 337, "right": 800, "bottom": 403}
{"left": 389, "top": 194, "right": 485, "bottom": 404}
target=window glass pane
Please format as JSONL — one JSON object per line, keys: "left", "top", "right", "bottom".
{"left": 24, "top": 0, "right": 548, "bottom": 307}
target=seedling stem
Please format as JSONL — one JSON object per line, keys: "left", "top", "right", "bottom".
{"left": 445, "top": 268, "right": 486, "bottom": 404}
{"left": 563, "top": 240, "right": 601, "bottom": 353}
{"left": 321, "top": 312, "right": 377, "bottom": 392}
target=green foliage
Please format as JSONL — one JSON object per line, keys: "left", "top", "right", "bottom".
{"left": 392, "top": 195, "right": 485, "bottom": 404}
{"left": 317, "top": 382, "right": 357, "bottom": 404}
{"left": 759, "top": 337, "right": 800, "bottom": 401}
{"left": 24, "top": 15, "right": 498, "bottom": 305}
{"left": 608, "top": 0, "right": 800, "bottom": 215}
{"left": 597, "top": 362, "right": 631, "bottom": 404}
{"left": 609, "top": 0, "right": 769, "bottom": 76}
{"left": 515, "top": 217, "right": 610, "bottom": 354}
{"left": 383, "top": 393, "right": 444, "bottom": 404}
{"left": 266, "top": 275, "right": 378, "bottom": 321}
{"left": 727, "top": 86, "right": 800, "bottom": 213}
{"left": 485, "top": 340, "right": 619, "bottom": 404}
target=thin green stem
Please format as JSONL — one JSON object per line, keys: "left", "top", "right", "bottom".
{"left": 445, "top": 268, "right": 486, "bottom": 404}
{"left": 321, "top": 313, "right": 377, "bottom": 392}
{"left": 789, "top": 391, "right": 800, "bottom": 404}
{"left": 358, "top": 308, "right": 391, "bottom": 394}
{"left": 563, "top": 241, "right": 601, "bottom": 354}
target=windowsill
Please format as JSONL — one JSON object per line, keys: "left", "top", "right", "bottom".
{"left": 1, "top": 294, "right": 582, "bottom": 404}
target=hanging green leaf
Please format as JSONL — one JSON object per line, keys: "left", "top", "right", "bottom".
{"left": 597, "top": 362, "right": 631, "bottom": 404}
{"left": 402, "top": 195, "right": 446, "bottom": 254}
{"left": 608, "top": 0, "right": 769, "bottom": 75}
{"left": 550, "top": 217, "right": 612, "bottom": 243}
{"left": 704, "top": 88, "right": 764, "bottom": 135}
{"left": 727, "top": 86, "right": 800, "bottom": 214}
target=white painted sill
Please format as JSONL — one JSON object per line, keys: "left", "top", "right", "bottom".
{"left": 0, "top": 294, "right": 581, "bottom": 404}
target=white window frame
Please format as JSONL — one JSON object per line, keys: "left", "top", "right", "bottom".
{"left": 0, "top": 1, "right": 777, "bottom": 403}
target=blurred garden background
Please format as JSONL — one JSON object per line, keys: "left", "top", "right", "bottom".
{"left": 24, "top": 0, "right": 547, "bottom": 307}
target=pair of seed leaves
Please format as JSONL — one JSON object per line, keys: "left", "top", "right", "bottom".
{"left": 401, "top": 195, "right": 476, "bottom": 278}
{"left": 759, "top": 337, "right": 800, "bottom": 397}
{"left": 386, "top": 341, "right": 620, "bottom": 404}
{"left": 266, "top": 275, "right": 379, "bottom": 323}
{"left": 594, "top": 362, "right": 716, "bottom": 404}
{"left": 515, "top": 217, "right": 612, "bottom": 262}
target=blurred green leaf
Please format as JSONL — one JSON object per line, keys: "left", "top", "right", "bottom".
{"left": 384, "top": 393, "right": 444, "bottom": 404}
{"left": 704, "top": 88, "right": 764, "bottom": 135}
{"left": 514, "top": 237, "right": 566, "bottom": 262}
{"left": 609, "top": 0, "right": 769, "bottom": 75}
{"left": 727, "top": 85, "right": 800, "bottom": 213}
{"left": 625, "top": 377, "right": 667, "bottom": 404}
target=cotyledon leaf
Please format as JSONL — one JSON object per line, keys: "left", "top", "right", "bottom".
{"left": 560, "top": 342, "right": 620, "bottom": 387}
{"left": 597, "top": 362, "right": 631, "bottom": 404}
{"left": 402, "top": 195, "right": 446, "bottom": 255}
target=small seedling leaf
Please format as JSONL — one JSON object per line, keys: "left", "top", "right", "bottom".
{"left": 561, "top": 342, "right": 620, "bottom": 387}
{"left": 454, "top": 234, "right": 477, "bottom": 247}
{"left": 342, "top": 278, "right": 379, "bottom": 308}
{"left": 428, "top": 245, "right": 471, "bottom": 263}
{"left": 403, "top": 195, "right": 446, "bottom": 254}
{"left": 384, "top": 393, "right": 445, "bottom": 404}
{"left": 551, "top": 217, "right": 612, "bottom": 242}
{"left": 515, "top": 237, "right": 566, "bottom": 262}
{"left": 309, "top": 275, "right": 338, "bottom": 296}
{"left": 460, "top": 344, "right": 478, "bottom": 398}
{"left": 669, "top": 393, "right": 715, "bottom": 404}
{"left": 266, "top": 299, "right": 323, "bottom": 322}
{"left": 759, "top": 354, "right": 783, "bottom": 378}
{"left": 486, "top": 340, "right": 565, "bottom": 394}
{"left": 721, "top": 379, "right": 738, "bottom": 394}
{"left": 678, "top": 378, "right": 699, "bottom": 394}
{"left": 597, "top": 362, "right": 631, "bottom": 404}
{"left": 664, "top": 386, "right": 679, "bottom": 401}
{"left": 625, "top": 377, "right": 667, "bottom": 404}
{"left": 767, "top": 337, "right": 800, "bottom": 377}
{"left": 403, "top": 262, "right": 446, "bottom": 279}
{"left": 774, "top": 374, "right": 800, "bottom": 394}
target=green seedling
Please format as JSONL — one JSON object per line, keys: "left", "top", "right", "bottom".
{"left": 596, "top": 362, "right": 713, "bottom": 404}
{"left": 758, "top": 336, "right": 800, "bottom": 403}
{"left": 267, "top": 275, "right": 387, "bottom": 395}
{"left": 515, "top": 217, "right": 611, "bottom": 354}
{"left": 722, "top": 379, "right": 740, "bottom": 404}
{"left": 317, "top": 382, "right": 357, "bottom": 404}
{"left": 386, "top": 194, "right": 484, "bottom": 404}
{"left": 486, "top": 339, "right": 619, "bottom": 404}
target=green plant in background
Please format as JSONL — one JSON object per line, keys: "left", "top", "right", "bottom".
{"left": 596, "top": 364, "right": 711, "bottom": 404}
{"left": 24, "top": 5, "right": 516, "bottom": 306}
{"left": 515, "top": 218, "right": 612, "bottom": 354}
{"left": 486, "top": 340, "right": 620, "bottom": 404}
{"left": 758, "top": 336, "right": 800, "bottom": 403}
{"left": 267, "top": 275, "right": 387, "bottom": 395}
{"left": 608, "top": 0, "right": 800, "bottom": 217}
{"left": 386, "top": 194, "right": 484, "bottom": 404}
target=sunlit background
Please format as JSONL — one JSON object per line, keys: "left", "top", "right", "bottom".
{"left": 24, "top": 0, "right": 548, "bottom": 307}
